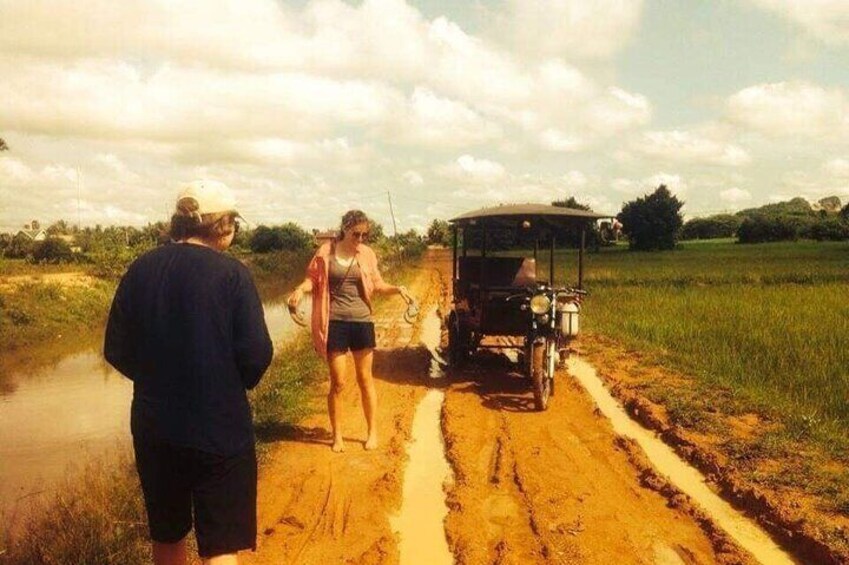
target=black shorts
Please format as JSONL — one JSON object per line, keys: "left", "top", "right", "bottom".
{"left": 133, "top": 437, "right": 257, "bottom": 557}
{"left": 327, "top": 320, "right": 376, "bottom": 353}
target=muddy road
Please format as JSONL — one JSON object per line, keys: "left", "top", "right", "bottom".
{"left": 245, "top": 250, "right": 787, "bottom": 565}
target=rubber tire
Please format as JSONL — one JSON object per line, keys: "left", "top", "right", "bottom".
{"left": 448, "top": 313, "right": 468, "bottom": 368}
{"left": 547, "top": 340, "right": 557, "bottom": 398}
{"left": 531, "top": 341, "right": 550, "bottom": 411}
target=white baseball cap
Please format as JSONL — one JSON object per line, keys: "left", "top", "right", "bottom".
{"left": 177, "top": 180, "right": 238, "bottom": 216}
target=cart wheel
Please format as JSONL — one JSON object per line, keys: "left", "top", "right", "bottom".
{"left": 448, "top": 313, "right": 468, "bottom": 368}
{"left": 531, "top": 341, "right": 550, "bottom": 411}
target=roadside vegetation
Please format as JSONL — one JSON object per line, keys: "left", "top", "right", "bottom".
{"left": 0, "top": 226, "right": 426, "bottom": 564}
{"left": 578, "top": 239, "right": 849, "bottom": 556}
{"left": 583, "top": 240, "right": 849, "bottom": 447}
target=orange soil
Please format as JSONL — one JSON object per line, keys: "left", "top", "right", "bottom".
{"left": 245, "top": 250, "right": 782, "bottom": 564}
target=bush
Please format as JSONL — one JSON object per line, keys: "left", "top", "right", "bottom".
{"left": 83, "top": 243, "right": 155, "bottom": 279}
{"left": 737, "top": 216, "right": 799, "bottom": 243}
{"left": 426, "top": 219, "right": 451, "bottom": 247}
{"left": 808, "top": 218, "right": 849, "bottom": 241}
{"left": 617, "top": 184, "right": 684, "bottom": 251}
{"left": 681, "top": 214, "right": 741, "bottom": 240}
{"left": 249, "top": 224, "right": 312, "bottom": 253}
{"left": 4, "top": 234, "right": 34, "bottom": 259}
{"left": 32, "top": 237, "right": 74, "bottom": 264}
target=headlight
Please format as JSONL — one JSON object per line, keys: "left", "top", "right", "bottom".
{"left": 530, "top": 294, "right": 551, "bottom": 315}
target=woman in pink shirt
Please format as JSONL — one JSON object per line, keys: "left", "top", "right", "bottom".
{"left": 288, "top": 210, "right": 413, "bottom": 452}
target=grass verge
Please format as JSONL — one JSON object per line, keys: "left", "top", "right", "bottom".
{"left": 576, "top": 239, "right": 849, "bottom": 561}
{"left": 0, "top": 331, "right": 326, "bottom": 564}
{"left": 0, "top": 245, "right": 422, "bottom": 563}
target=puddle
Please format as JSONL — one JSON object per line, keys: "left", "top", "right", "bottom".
{"left": 567, "top": 357, "right": 796, "bottom": 565}
{"left": 391, "top": 389, "right": 454, "bottom": 564}
{"left": 391, "top": 306, "right": 454, "bottom": 564}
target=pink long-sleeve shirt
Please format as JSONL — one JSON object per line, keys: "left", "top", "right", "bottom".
{"left": 306, "top": 242, "right": 389, "bottom": 360}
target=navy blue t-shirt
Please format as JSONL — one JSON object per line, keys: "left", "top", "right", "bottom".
{"left": 104, "top": 243, "right": 273, "bottom": 456}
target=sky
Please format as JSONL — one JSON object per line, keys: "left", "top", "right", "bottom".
{"left": 1, "top": 0, "right": 849, "bottom": 233}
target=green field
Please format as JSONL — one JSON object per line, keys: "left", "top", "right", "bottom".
{"left": 576, "top": 241, "right": 849, "bottom": 450}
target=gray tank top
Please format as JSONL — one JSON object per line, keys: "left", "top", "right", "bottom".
{"left": 329, "top": 255, "right": 372, "bottom": 322}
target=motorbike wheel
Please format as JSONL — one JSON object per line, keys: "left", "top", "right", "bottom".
{"left": 547, "top": 339, "right": 557, "bottom": 397}
{"left": 531, "top": 340, "right": 550, "bottom": 411}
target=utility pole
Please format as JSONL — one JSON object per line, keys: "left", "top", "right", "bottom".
{"left": 76, "top": 166, "right": 82, "bottom": 231}
{"left": 387, "top": 191, "right": 398, "bottom": 237}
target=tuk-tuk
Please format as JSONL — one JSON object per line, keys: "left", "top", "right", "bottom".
{"left": 447, "top": 204, "right": 608, "bottom": 410}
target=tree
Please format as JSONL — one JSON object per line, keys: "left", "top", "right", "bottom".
{"left": 32, "top": 237, "right": 74, "bottom": 264}
{"left": 5, "top": 233, "right": 35, "bottom": 258}
{"left": 249, "top": 223, "right": 312, "bottom": 253}
{"left": 617, "top": 184, "right": 684, "bottom": 251}
{"left": 552, "top": 196, "right": 591, "bottom": 211}
{"left": 681, "top": 214, "right": 741, "bottom": 240}
{"left": 552, "top": 196, "right": 600, "bottom": 248}
{"left": 737, "top": 215, "right": 798, "bottom": 243}
{"left": 426, "top": 219, "right": 451, "bottom": 246}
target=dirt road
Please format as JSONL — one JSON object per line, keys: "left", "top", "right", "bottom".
{"left": 246, "top": 250, "right": 760, "bottom": 564}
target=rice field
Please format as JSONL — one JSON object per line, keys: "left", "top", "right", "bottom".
{"left": 576, "top": 240, "right": 849, "bottom": 445}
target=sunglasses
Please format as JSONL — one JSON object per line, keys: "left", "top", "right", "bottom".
{"left": 351, "top": 231, "right": 369, "bottom": 240}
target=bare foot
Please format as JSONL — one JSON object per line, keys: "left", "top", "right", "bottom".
{"left": 331, "top": 439, "right": 345, "bottom": 453}
{"left": 364, "top": 435, "right": 378, "bottom": 451}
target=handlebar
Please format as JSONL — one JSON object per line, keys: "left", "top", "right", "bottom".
{"left": 504, "top": 285, "right": 588, "bottom": 303}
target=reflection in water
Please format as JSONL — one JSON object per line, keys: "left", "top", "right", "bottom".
{"left": 0, "top": 300, "right": 308, "bottom": 515}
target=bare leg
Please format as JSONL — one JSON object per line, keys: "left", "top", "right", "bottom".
{"left": 352, "top": 348, "right": 378, "bottom": 450}
{"left": 203, "top": 553, "right": 238, "bottom": 565}
{"left": 328, "top": 352, "right": 348, "bottom": 452}
{"left": 153, "top": 539, "right": 187, "bottom": 565}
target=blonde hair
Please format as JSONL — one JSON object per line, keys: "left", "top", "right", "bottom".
{"left": 169, "top": 197, "right": 236, "bottom": 241}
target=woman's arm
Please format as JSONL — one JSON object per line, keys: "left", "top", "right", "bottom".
{"left": 287, "top": 277, "right": 313, "bottom": 308}
{"left": 369, "top": 254, "right": 412, "bottom": 302}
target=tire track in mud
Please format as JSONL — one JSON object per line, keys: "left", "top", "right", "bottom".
{"left": 432, "top": 247, "right": 761, "bottom": 565}
{"left": 244, "top": 257, "right": 444, "bottom": 565}
{"left": 247, "top": 249, "right": 793, "bottom": 565}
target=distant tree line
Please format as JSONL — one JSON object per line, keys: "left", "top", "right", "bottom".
{"left": 680, "top": 196, "right": 849, "bottom": 244}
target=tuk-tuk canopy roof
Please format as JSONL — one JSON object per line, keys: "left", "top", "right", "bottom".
{"left": 450, "top": 203, "right": 610, "bottom": 227}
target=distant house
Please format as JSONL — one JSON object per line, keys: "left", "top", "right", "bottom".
{"left": 313, "top": 230, "right": 337, "bottom": 245}
{"left": 16, "top": 228, "right": 46, "bottom": 242}
{"left": 55, "top": 234, "right": 81, "bottom": 253}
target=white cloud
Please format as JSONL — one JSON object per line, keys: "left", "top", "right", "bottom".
{"left": 748, "top": 0, "right": 849, "bottom": 45}
{"left": 635, "top": 130, "right": 752, "bottom": 166}
{"left": 403, "top": 170, "right": 425, "bottom": 186}
{"left": 0, "top": 59, "right": 406, "bottom": 143}
{"left": 494, "top": 0, "right": 645, "bottom": 59}
{"left": 0, "top": 0, "right": 659, "bottom": 231}
{"left": 390, "top": 88, "right": 502, "bottom": 147}
{"left": 719, "top": 187, "right": 752, "bottom": 204}
{"left": 611, "top": 173, "right": 687, "bottom": 197}
{"left": 539, "top": 129, "right": 584, "bottom": 152}
{"left": 727, "top": 82, "right": 849, "bottom": 138}
{"left": 562, "top": 170, "right": 589, "bottom": 189}
{"left": 823, "top": 158, "right": 849, "bottom": 177}
{"left": 587, "top": 88, "right": 652, "bottom": 134}
{"left": 443, "top": 155, "right": 506, "bottom": 184}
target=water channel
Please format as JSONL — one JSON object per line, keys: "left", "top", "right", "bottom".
{"left": 0, "top": 300, "right": 303, "bottom": 516}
